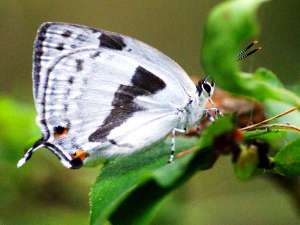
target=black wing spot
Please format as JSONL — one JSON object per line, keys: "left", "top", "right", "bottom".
{"left": 88, "top": 85, "right": 145, "bottom": 142}
{"left": 76, "top": 34, "right": 86, "bottom": 42}
{"left": 56, "top": 43, "right": 64, "bottom": 51}
{"left": 70, "top": 158, "right": 83, "bottom": 169}
{"left": 99, "top": 33, "right": 126, "bottom": 50}
{"left": 75, "top": 59, "right": 84, "bottom": 72}
{"left": 64, "top": 103, "right": 68, "bottom": 111}
{"left": 90, "top": 51, "right": 101, "bottom": 59}
{"left": 68, "top": 76, "right": 74, "bottom": 84}
{"left": 109, "top": 139, "right": 117, "bottom": 145}
{"left": 132, "top": 66, "right": 166, "bottom": 94}
{"left": 88, "top": 66, "right": 165, "bottom": 143}
{"left": 54, "top": 126, "right": 65, "bottom": 134}
{"left": 62, "top": 30, "right": 72, "bottom": 38}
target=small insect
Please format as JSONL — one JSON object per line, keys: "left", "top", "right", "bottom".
{"left": 17, "top": 22, "right": 220, "bottom": 169}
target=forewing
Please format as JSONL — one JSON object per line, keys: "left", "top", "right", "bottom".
{"left": 33, "top": 22, "right": 196, "bottom": 105}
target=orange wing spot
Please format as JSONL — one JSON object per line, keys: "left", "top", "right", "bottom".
{"left": 72, "top": 149, "right": 89, "bottom": 161}
{"left": 54, "top": 126, "right": 69, "bottom": 138}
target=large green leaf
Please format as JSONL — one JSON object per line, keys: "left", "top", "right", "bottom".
{"left": 201, "top": 0, "right": 300, "bottom": 107}
{"left": 274, "top": 138, "right": 300, "bottom": 176}
{"left": 90, "top": 116, "right": 234, "bottom": 225}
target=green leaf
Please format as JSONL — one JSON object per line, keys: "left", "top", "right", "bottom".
{"left": 90, "top": 116, "right": 234, "bottom": 225}
{"left": 252, "top": 68, "right": 283, "bottom": 88}
{"left": 197, "top": 115, "right": 234, "bottom": 148}
{"left": 201, "top": 0, "right": 300, "bottom": 107}
{"left": 202, "top": 0, "right": 266, "bottom": 91}
{"left": 274, "top": 138, "right": 300, "bottom": 176}
{"left": 249, "top": 68, "right": 300, "bottom": 105}
{"left": 89, "top": 138, "right": 194, "bottom": 225}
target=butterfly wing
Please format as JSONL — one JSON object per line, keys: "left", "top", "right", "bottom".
{"left": 33, "top": 22, "right": 195, "bottom": 102}
{"left": 19, "top": 22, "right": 196, "bottom": 169}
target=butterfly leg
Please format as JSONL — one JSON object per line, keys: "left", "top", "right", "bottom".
{"left": 204, "top": 107, "right": 223, "bottom": 122}
{"left": 168, "top": 128, "right": 186, "bottom": 163}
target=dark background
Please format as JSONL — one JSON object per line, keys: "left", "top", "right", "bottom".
{"left": 0, "top": 1, "right": 299, "bottom": 224}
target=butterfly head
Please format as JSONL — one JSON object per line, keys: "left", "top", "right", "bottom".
{"left": 196, "top": 77, "right": 215, "bottom": 98}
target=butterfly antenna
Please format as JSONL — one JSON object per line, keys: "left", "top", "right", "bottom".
{"left": 17, "top": 138, "right": 45, "bottom": 168}
{"left": 239, "top": 40, "right": 258, "bottom": 55}
{"left": 244, "top": 47, "right": 262, "bottom": 58}
{"left": 237, "top": 40, "right": 262, "bottom": 61}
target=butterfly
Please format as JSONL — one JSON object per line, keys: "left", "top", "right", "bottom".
{"left": 17, "top": 22, "right": 218, "bottom": 169}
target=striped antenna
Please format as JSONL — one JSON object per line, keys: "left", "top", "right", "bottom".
{"left": 237, "top": 40, "right": 262, "bottom": 61}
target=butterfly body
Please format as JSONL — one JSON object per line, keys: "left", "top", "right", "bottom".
{"left": 17, "top": 22, "right": 214, "bottom": 169}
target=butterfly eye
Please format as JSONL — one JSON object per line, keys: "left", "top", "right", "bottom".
{"left": 202, "top": 82, "right": 212, "bottom": 96}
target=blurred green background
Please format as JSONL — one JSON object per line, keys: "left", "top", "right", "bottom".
{"left": 0, "top": 0, "right": 299, "bottom": 224}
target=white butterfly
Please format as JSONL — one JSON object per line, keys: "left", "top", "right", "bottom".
{"left": 17, "top": 22, "right": 216, "bottom": 169}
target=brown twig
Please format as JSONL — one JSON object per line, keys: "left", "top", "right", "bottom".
{"left": 240, "top": 106, "right": 299, "bottom": 132}
{"left": 176, "top": 146, "right": 199, "bottom": 159}
{"left": 252, "top": 123, "right": 300, "bottom": 133}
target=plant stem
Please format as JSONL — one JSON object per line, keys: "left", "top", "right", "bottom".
{"left": 176, "top": 146, "right": 198, "bottom": 159}
{"left": 251, "top": 123, "right": 300, "bottom": 133}
{"left": 240, "top": 106, "right": 299, "bottom": 131}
